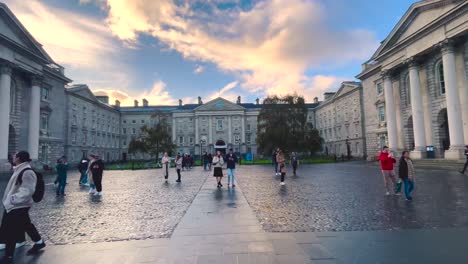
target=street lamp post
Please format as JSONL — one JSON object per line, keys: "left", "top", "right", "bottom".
{"left": 200, "top": 140, "right": 203, "bottom": 167}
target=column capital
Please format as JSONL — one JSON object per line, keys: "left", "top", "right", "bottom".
{"left": 380, "top": 70, "right": 394, "bottom": 80}
{"left": 438, "top": 39, "right": 455, "bottom": 55}
{"left": 31, "top": 75, "right": 43, "bottom": 87}
{"left": 404, "top": 57, "right": 420, "bottom": 69}
{"left": 0, "top": 63, "right": 12, "bottom": 76}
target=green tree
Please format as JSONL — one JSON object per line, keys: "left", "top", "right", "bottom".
{"left": 129, "top": 111, "right": 176, "bottom": 160}
{"left": 257, "top": 94, "right": 322, "bottom": 156}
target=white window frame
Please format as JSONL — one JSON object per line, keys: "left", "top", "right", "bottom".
{"left": 40, "top": 87, "right": 50, "bottom": 101}
{"left": 378, "top": 105, "right": 385, "bottom": 122}
{"left": 376, "top": 82, "right": 383, "bottom": 96}
{"left": 435, "top": 59, "right": 445, "bottom": 95}
{"left": 40, "top": 113, "right": 49, "bottom": 132}
{"left": 216, "top": 119, "right": 223, "bottom": 131}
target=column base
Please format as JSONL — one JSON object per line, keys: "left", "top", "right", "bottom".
{"left": 410, "top": 150, "right": 427, "bottom": 159}
{"left": 444, "top": 146, "right": 465, "bottom": 160}
{"left": 0, "top": 159, "right": 12, "bottom": 173}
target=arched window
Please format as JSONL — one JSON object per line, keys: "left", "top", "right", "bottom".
{"left": 435, "top": 60, "right": 445, "bottom": 95}
{"left": 405, "top": 73, "right": 411, "bottom": 105}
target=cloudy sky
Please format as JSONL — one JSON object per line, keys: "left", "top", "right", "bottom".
{"left": 5, "top": 0, "right": 411, "bottom": 106}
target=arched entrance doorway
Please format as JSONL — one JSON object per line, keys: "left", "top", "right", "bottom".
{"left": 214, "top": 140, "right": 227, "bottom": 154}
{"left": 7, "top": 125, "right": 16, "bottom": 161}
{"left": 405, "top": 116, "right": 415, "bottom": 151}
{"left": 438, "top": 109, "right": 450, "bottom": 152}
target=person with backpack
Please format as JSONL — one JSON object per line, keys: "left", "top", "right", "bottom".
{"left": 0, "top": 151, "right": 45, "bottom": 263}
{"left": 55, "top": 158, "right": 69, "bottom": 196}
{"left": 89, "top": 154, "right": 105, "bottom": 196}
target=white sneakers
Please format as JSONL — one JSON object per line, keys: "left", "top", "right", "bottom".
{"left": 94, "top": 192, "right": 102, "bottom": 196}
{"left": 385, "top": 191, "right": 390, "bottom": 196}
{"left": 280, "top": 182, "right": 285, "bottom": 186}
{"left": 89, "top": 189, "right": 96, "bottom": 195}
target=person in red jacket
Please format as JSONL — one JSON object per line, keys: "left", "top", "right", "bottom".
{"left": 379, "top": 146, "right": 397, "bottom": 196}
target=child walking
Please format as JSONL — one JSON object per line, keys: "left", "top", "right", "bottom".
{"left": 55, "top": 158, "right": 69, "bottom": 196}
{"left": 398, "top": 151, "right": 415, "bottom": 201}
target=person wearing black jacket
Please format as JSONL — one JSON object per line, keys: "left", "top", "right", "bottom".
{"left": 225, "top": 149, "right": 238, "bottom": 188}
{"left": 398, "top": 151, "right": 415, "bottom": 201}
{"left": 460, "top": 145, "right": 468, "bottom": 175}
{"left": 90, "top": 155, "right": 104, "bottom": 196}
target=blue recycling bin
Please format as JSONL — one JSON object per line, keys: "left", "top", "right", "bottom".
{"left": 426, "top": 146, "right": 435, "bottom": 159}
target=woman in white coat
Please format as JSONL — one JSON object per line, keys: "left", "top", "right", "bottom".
{"left": 162, "top": 152, "right": 170, "bottom": 182}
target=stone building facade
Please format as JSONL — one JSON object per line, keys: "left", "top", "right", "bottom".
{"left": 314, "top": 82, "right": 366, "bottom": 158}
{"left": 357, "top": 0, "right": 468, "bottom": 160}
{"left": 65, "top": 85, "right": 121, "bottom": 164}
{"left": 0, "top": 3, "right": 71, "bottom": 171}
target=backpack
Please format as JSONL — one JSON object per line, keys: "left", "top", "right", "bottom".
{"left": 16, "top": 168, "right": 45, "bottom": 203}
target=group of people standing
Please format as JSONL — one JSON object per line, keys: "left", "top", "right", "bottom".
{"left": 379, "top": 146, "right": 415, "bottom": 201}
{"left": 211, "top": 149, "right": 238, "bottom": 188}
{"left": 272, "top": 149, "right": 299, "bottom": 185}
{"left": 77, "top": 155, "right": 105, "bottom": 196}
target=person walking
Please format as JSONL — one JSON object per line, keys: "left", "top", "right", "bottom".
{"left": 203, "top": 152, "right": 209, "bottom": 170}
{"left": 212, "top": 151, "right": 224, "bottom": 188}
{"left": 291, "top": 152, "right": 299, "bottom": 176}
{"left": 55, "top": 158, "right": 69, "bottom": 196}
{"left": 379, "top": 146, "right": 398, "bottom": 196}
{"left": 276, "top": 149, "right": 286, "bottom": 185}
{"left": 460, "top": 145, "right": 468, "bottom": 175}
{"left": 90, "top": 155, "right": 104, "bottom": 196}
{"left": 175, "top": 153, "right": 182, "bottom": 183}
{"left": 87, "top": 155, "right": 96, "bottom": 194}
{"left": 398, "top": 151, "right": 415, "bottom": 201}
{"left": 0, "top": 151, "right": 46, "bottom": 263}
{"left": 208, "top": 153, "right": 213, "bottom": 170}
{"left": 162, "top": 152, "right": 170, "bottom": 182}
{"left": 225, "top": 149, "right": 238, "bottom": 188}
{"left": 78, "top": 156, "right": 89, "bottom": 185}
{"left": 272, "top": 150, "right": 278, "bottom": 176}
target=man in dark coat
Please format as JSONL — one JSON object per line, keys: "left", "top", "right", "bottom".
{"left": 460, "top": 145, "right": 468, "bottom": 175}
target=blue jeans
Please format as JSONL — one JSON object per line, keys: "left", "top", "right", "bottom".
{"left": 227, "top": 168, "right": 235, "bottom": 185}
{"left": 80, "top": 171, "right": 88, "bottom": 184}
{"left": 273, "top": 162, "right": 278, "bottom": 173}
{"left": 57, "top": 175, "right": 67, "bottom": 195}
{"left": 403, "top": 179, "right": 414, "bottom": 199}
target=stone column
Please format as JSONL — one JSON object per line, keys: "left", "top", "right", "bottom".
{"left": 408, "top": 59, "right": 427, "bottom": 159}
{"left": 28, "top": 76, "right": 41, "bottom": 160}
{"left": 195, "top": 116, "right": 199, "bottom": 143}
{"left": 172, "top": 117, "right": 176, "bottom": 143}
{"left": 241, "top": 116, "right": 246, "bottom": 143}
{"left": 228, "top": 115, "right": 232, "bottom": 144}
{"left": 209, "top": 116, "right": 213, "bottom": 145}
{"left": 0, "top": 65, "right": 12, "bottom": 168}
{"left": 441, "top": 40, "right": 465, "bottom": 159}
{"left": 382, "top": 72, "right": 398, "bottom": 150}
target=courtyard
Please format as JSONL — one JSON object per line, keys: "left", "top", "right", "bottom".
{"left": 1, "top": 162, "right": 468, "bottom": 263}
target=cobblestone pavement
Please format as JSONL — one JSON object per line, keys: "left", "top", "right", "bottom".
{"left": 0, "top": 168, "right": 208, "bottom": 245}
{"left": 236, "top": 162, "right": 468, "bottom": 233}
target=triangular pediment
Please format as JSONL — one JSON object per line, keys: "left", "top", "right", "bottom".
{"left": 371, "top": 0, "right": 464, "bottom": 59}
{"left": 334, "top": 82, "right": 360, "bottom": 98}
{"left": 67, "top": 85, "right": 100, "bottom": 103}
{"left": 195, "top": 97, "right": 245, "bottom": 111}
{"left": 0, "top": 3, "right": 52, "bottom": 62}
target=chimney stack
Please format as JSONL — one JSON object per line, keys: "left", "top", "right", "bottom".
{"left": 313, "top": 97, "right": 319, "bottom": 104}
{"left": 179, "top": 99, "right": 183, "bottom": 107}
{"left": 115, "top": 100, "right": 121, "bottom": 108}
{"left": 198, "top": 96, "right": 203, "bottom": 105}
{"left": 143, "top": 98, "right": 148, "bottom": 107}
{"left": 256, "top": 98, "right": 259, "bottom": 105}
{"left": 236, "top": 96, "right": 241, "bottom": 104}
{"left": 134, "top": 100, "right": 139, "bottom": 107}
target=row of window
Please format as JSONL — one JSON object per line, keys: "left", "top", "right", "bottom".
{"left": 319, "top": 123, "right": 361, "bottom": 141}
{"left": 70, "top": 131, "right": 119, "bottom": 148}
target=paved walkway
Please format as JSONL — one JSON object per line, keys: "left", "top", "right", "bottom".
{"left": 7, "top": 166, "right": 468, "bottom": 264}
